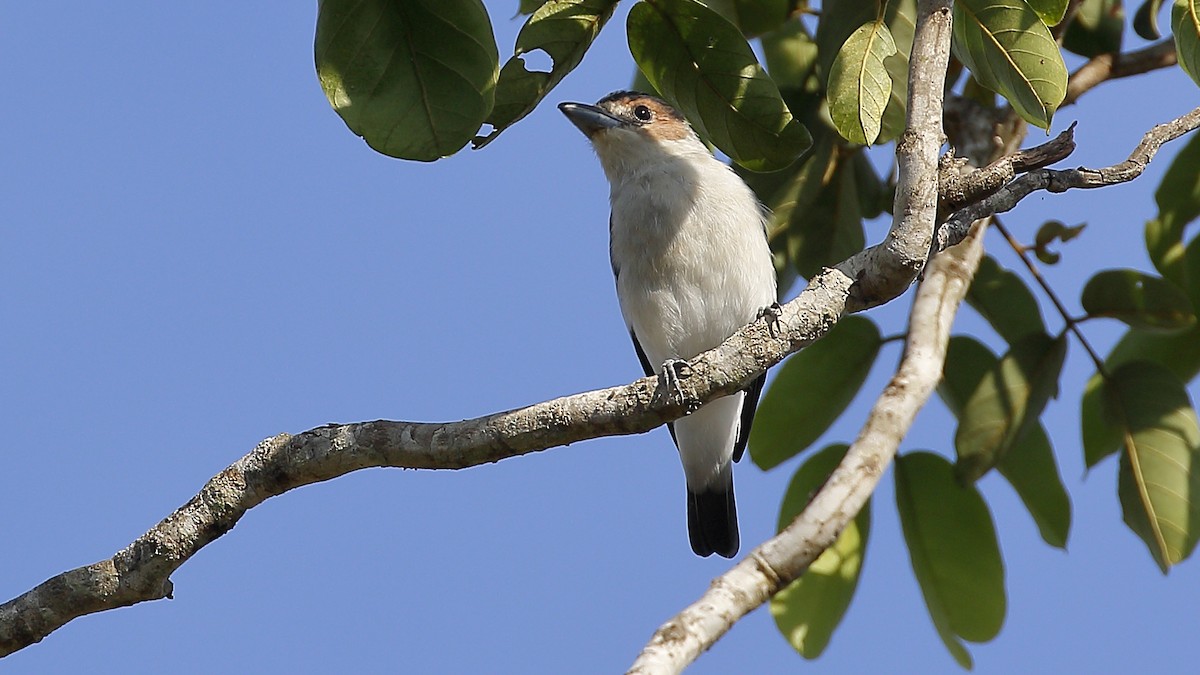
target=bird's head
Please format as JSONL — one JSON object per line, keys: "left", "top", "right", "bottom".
{"left": 558, "top": 92, "right": 705, "bottom": 178}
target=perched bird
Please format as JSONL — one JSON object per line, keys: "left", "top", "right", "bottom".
{"left": 559, "top": 92, "right": 777, "bottom": 558}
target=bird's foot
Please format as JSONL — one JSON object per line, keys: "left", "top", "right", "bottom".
{"left": 660, "top": 359, "right": 700, "bottom": 413}
{"left": 759, "top": 302, "right": 784, "bottom": 337}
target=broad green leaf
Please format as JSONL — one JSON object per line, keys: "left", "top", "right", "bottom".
{"left": 1184, "top": 236, "right": 1200, "bottom": 307}
{"left": 828, "top": 21, "right": 898, "bottom": 145}
{"left": 951, "top": 0, "right": 1068, "bottom": 129}
{"left": 938, "top": 335, "right": 998, "bottom": 418}
{"left": 475, "top": 0, "right": 618, "bottom": 148}
{"left": 895, "top": 452, "right": 1006, "bottom": 668}
{"left": 1028, "top": 0, "right": 1071, "bottom": 24}
{"left": 1081, "top": 269, "right": 1196, "bottom": 331}
{"left": 852, "top": 150, "right": 889, "bottom": 219}
{"left": 1082, "top": 325, "right": 1200, "bottom": 466}
{"left": 628, "top": 0, "right": 812, "bottom": 171}
{"left": 941, "top": 336, "right": 1072, "bottom": 548}
{"left": 771, "top": 444, "right": 870, "bottom": 659}
{"left": 1147, "top": 217, "right": 1189, "bottom": 286}
{"left": 997, "top": 424, "right": 1072, "bottom": 548}
{"left": 967, "top": 255, "right": 1047, "bottom": 343}
{"left": 1148, "top": 131, "right": 1200, "bottom": 281}
{"left": 1174, "top": 0, "right": 1200, "bottom": 88}
{"left": 762, "top": 19, "right": 825, "bottom": 128}
{"left": 1147, "top": 134, "right": 1200, "bottom": 295}
{"left": 762, "top": 136, "right": 838, "bottom": 234}
{"left": 1104, "top": 362, "right": 1200, "bottom": 572}
{"left": 815, "top": 1, "right": 882, "bottom": 85}
{"left": 717, "top": 0, "right": 791, "bottom": 36}
{"left": 315, "top": 0, "right": 499, "bottom": 161}
{"left": 750, "top": 317, "right": 882, "bottom": 470}
{"left": 1135, "top": 0, "right": 1167, "bottom": 38}
{"left": 1063, "top": 0, "right": 1125, "bottom": 57}
{"left": 955, "top": 333, "right": 1068, "bottom": 483}
{"left": 790, "top": 151, "right": 867, "bottom": 278}
{"left": 519, "top": 0, "right": 551, "bottom": 14}
{"left": 878, "top": 0, "right": 917, "bottom": 144}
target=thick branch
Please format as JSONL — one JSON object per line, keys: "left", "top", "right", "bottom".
{"left": 627, "top": 2, "right": 955, "bottom": 671}
{"left": 938, "top": 105, "right": 1200, "bottom": 250}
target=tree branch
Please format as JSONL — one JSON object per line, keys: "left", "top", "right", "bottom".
{"left": 1065, "top": 40, "right": 1178, "bottom": 107}
{"left": 938, "top": 105, "right": 1200, "bottom": 251}
{"left": 1, "top": 169, "right": 934, "bottom": 655}
{"left": 627, "top": 1, "right": 955, "bottom": 671}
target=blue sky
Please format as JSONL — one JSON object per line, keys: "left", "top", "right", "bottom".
{"left": 3, "top": 3, "right": 1199, "bottom": 674}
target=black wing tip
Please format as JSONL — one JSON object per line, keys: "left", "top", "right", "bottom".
{"left": 686, "top": 484, "right": 739, "bottom": 558}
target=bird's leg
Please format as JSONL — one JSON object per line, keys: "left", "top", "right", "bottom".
{"left": 759, "top": 302, "right": 784, "bottom": 337}
{"left": 659, "top": 359, "right": 700, "bottom": 413}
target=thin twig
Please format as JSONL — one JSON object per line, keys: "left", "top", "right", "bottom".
{"left": 992, "top": 217, "right": 1107, "bottom": 373}
{"left": 938, "top": 106, "right": 1200, "bottom": 251}
{"left": 1065, "top": 40, "right": 1178, "bottom": 107}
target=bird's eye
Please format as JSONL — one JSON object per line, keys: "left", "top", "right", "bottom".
{"left": 633, "top": 105, "right": 653, "bottom": 122}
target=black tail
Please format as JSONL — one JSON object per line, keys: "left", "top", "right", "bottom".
{"left": 687, "top": 480, "right": 739, "bottom": 558}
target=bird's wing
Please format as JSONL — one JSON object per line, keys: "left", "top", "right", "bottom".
{"left": 732, "top": 372, "right": 765, "bottom": 463}
{"left": 630, "top": 328, "right": 679, "bottom": 448}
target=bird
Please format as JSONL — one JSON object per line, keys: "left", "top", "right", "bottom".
{"left": 558, "top": 91, "right": 777, "bottom": 558}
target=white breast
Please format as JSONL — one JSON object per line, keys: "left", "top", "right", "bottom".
{"left": 608, "top": 145, "right": 777, "bottom": 368}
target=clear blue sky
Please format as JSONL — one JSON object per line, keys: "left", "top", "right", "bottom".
{"left": 3, "top": 3, "right": 1198, "bottom": 674}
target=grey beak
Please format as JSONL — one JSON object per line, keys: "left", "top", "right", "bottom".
{"left": 559, "top": 102, "right": 624, "bottom": 137}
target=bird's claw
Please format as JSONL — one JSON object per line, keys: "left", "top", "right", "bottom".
{"left": 760, "top": 302, "right": 784, "bottom": 337}
{"left": 660, "top": 359, "right": 700, "bottom": 413}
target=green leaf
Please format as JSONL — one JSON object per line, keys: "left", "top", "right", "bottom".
{"left": 790, "top": 150, "right": 867, "bottom": 278}
{"left": 475, "top": 0, "right": 618, "bottom": 149}
{"left": 721, "top": 0, "right": 792, "bottom": 37}
{"left": 1035, "top": 220, "right": 1086, "bottom": 246}
{"left": 895, "top": 452, "right": 1006, "bottom": 668}
{"left": 762, "top": 18, "right": 825, "bottom": 128}
{"left": 519, "top": 0, "right": 551, "bottom": 14}
{"left": 761, "top": 136, "right": 837, "bottom": 232}
{"left": 627, "top": 0, "right": 812, "bottom": 171}
{"left": 939, "top": 335, "right": 998, "bottom": 418}
{"left": 941, "top": 337, "right": 1072, "bottom": 548}
{"left": 955, "top": 332, "right": 1068, "bottom": 483}
{"left": 771, "top": 444, "right": 870, "bottom": 659}
{"left": 1063, "top": 0, "right": 1125, "bottom": 57}
{"left": 315, "top": 0, "right": 499, "bottom": 161}
{"left": 951, "top": 0, "right": 1068, "bottom": 130}
{"left": 1174, "top": 0, "right": 1200, "bottom": 89}
{"left": 852, "top": 150, "right": 889, "bottom": 219}
{"left": 1082, "top": 325, "right": 1200, "bottom": 466}
{"left": 1027, "top": 0, "right": 1071, "bottom": 23}
{"left": 1104, "top": 361, "right": 1200, "bottom": 572}
{"left": 828, "top": 21, "right": 898, "bottom": 146}
{"left": 1148, "top": 130, "right": 1200, "bottom": 281}
{"left": 1135, "top": 0, "right": 1167, "bottom": 38}
{"left": 997, "top": 424, "right": 1072, "bottom": 548}
{"left": 1081, "top": 269, "right": 1197, "bottom": 332}
{"left": 967, "top": 255, "right": 1047, "bottom": 343}
{"left": 750, "top": 316, "right": 882, "bottom": 470}
{"left": 815, "top": 2, "right": 882, "bottom": 85}
{"left": 1032, "top": 220, "right": 1086, "bottom": 264}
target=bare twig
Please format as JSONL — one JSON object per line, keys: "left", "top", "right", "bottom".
{"left": 627, "top": 2, "right": 956, "bottom": 671}
{"left": 992, "top": 217, "right": 1108, "bottom": 373}
{"left": 1065, "top": 40, "right": 1178, "bottom": 107}
{"left": 939, "top": 125, "right": 1077, "bottom": 212}
{"left": 938, "top": 105, "right": 1200, "bottom": 251}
